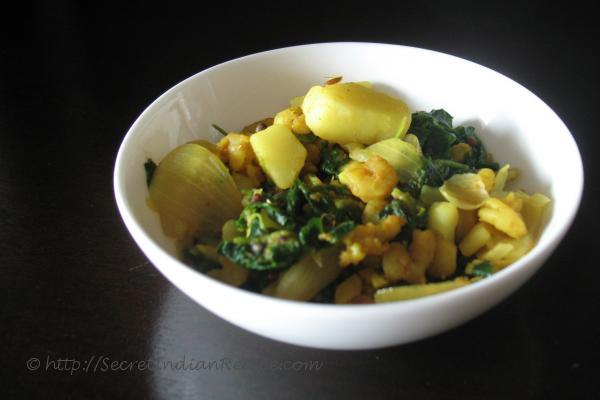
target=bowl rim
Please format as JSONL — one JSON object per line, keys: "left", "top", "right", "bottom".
{"left": 114, "top": 41, "right": 584, "bottom": 314}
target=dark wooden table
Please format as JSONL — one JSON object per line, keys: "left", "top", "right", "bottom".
{"left": 3, "top": 2, "right": 598, "bottom": 399}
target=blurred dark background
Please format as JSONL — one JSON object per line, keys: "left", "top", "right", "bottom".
{"left": 1, "top": 1, "right": 598, "bottom": 399}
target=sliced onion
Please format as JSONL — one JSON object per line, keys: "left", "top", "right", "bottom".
{"left": 440, "top": 173, "right": 489, "bottom": 210}
{"left": 149, "top": 143, "right": 242, "bottom": 241}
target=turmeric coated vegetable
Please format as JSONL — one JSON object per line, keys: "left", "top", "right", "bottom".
{"left": 145, "top": 81, "right": 551, "bottom": 304}
{"left": 302, "top": 83, "right": 411, "bottom": 144}
{"left": 339, "top": 156, "right": 399, "bottom": 202}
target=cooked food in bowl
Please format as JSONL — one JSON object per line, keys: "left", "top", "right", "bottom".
{"left": 144, "top": 78, "right": 551, "bottom": 304}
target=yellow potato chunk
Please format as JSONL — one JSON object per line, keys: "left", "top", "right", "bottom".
{"left": 428, "top": 202, "right": 459, "bottom": 242}
{"left": 302, "top": 83, "right": 411, "bottom": 144}
{"left": 334, "top": 274, "right": 363, "bottom": 304}
{"left": 250, "top": 124, "right": 307, "bottom": 189}
{"left": 519, "top": 192, "right": 551, "bottom": 237}
{"left": 362, "top": 199, "right": 388, "bottom": 224}
{"left": 459, "top": 223, "right": 492, "bottom": 257}
{"left": 478, "top": 198, "right": 527, "bottom": 239}
{"left": 429, "top": 234, "right": 458, "bottom": 279}
{"left": 382, "top": 242, "right": 415, "bottom": 283}
{"left": 408, "top": 229, "right": 436, "bottom": 284}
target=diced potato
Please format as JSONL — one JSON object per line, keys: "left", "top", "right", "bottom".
{"left": 478, "top": 242, "right": 514, "bottom": 261}
{"left": 334, "top": 274, "right": 363, "bottom": 304}
{"left": 459, "top": 223, "right": 492, "bottom": 257}
{"left": 362, "top": 199, "right": 388, "bottom": 224}
{"left": 477, "top": 168, "right": 496, "bottom": 192}
{"left": 520, "top": 193, "right": 551, "bottom": 237}
{"left": 478, "top": 198, "right": 527, "bottom": 239}
{"left": 250, "top": 124, "right": 307, "bottom": 189}
{"left": 302, "top": 83, "right": 411, "bottom": 144}
{"left": 429, "top": 234, "right": 458, "bottom": 279}
{"left": 408, "top": 229, "right": 436, "bottom": 283}
{"left": 382, "top": 242, "right": 414, "bottom": 283}
{"left": 374, "top": 278, "right": 471, "bottom": 303}
{"left": 428, "top": 202, "right": 459, "bottom": 242}
{"left": 455, "top": 209, "right": 478, "bottom": 242}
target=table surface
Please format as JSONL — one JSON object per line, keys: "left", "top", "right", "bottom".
{"left": 2, "top": 2, "right": 599, "bottom": 399}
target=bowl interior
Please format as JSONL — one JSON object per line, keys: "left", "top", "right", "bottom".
{"left": 114, "top": 43, "right": 584, "bottom": 348}
{"left": 117, "top": 43, "right": 581, "bottom": 265}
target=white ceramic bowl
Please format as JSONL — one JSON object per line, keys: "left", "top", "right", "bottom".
{"left": 114, "top": 43, "right": 583, "bottom": 350}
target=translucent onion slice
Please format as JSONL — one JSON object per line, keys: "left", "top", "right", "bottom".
{"left": 149, "top": 143, "right": 242, "bottom": 241}
{"left": 440, "top": 173, "right": 489, "bottom": 210}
